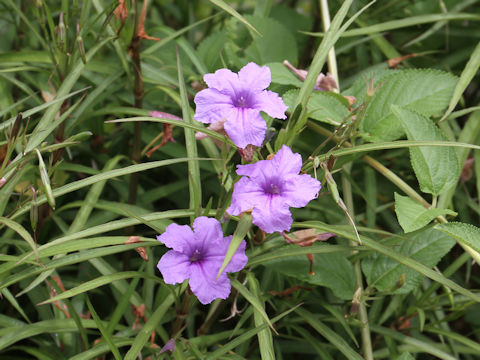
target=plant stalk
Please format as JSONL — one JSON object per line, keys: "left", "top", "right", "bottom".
{"left": 128, "top": 0, "right": 144, "bottom": 206}
{"left": 342, "top": 168, "right": 374, "bottom": 360}
{"left": 319, "top": 0, "right": 339, "bottom": 91}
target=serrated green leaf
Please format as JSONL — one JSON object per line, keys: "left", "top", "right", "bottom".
{"left": 394, "top": 193, "right": 457, "bottom": 233}
{"left": 261, "top": 247, "right": 355, "bottom": 299}
{"left": 361, "top": 70, "right": 457, "bottom": 142}
{"left": 392, "top": 106, "right": 460, "bottom": 195}
{"left": 283, "top": 89, "right": 349, "bottom": 126}
{"left": 197, "top": 30, "right": 228, "bottom": 72}
{"left": 361, "top": 227, "right": 455, "bottom": 294}
{"left": 436, "top": 222, "right": 480, "bottom": 254}
{"left": 244, "top": 15, "right": 298, "bottom": 64}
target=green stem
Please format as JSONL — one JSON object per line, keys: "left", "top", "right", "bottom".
{"left": 128, "top": 0, "right": 144, "bottom": 206}
{"left": 342, "top": 168, "right": 374, "bottom": 360}
{"left": 319, "top": 0, "right": 339, "bottom": 91}
{"left": 172, "top": 289, "right": 193, "bottom": 336}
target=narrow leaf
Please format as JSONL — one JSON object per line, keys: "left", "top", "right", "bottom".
{"left": 85, "top": 296, "right": 122, "bottom": 360}
{"left": 440, "top": 42, "right": 480, "bottom": 122}
{"left": 177, "top": 49, "right": 202, "bottom": 219}
{"left": 0, "top": 217, "right": 39, "bottom": 262}
{"left": 295, "top": 307, "right": 363, "bottom": 360}
{"left": 231, "top": 278, "right": 277, "bottom": 334}
{"left": 38, "top": 272, "right": 157, "bottom": 305}
{"left": 217, "top": 213, "right": 251, "bottom": 278}
{"left": 207, "top": 0, "right": 261, "bottom": 36}
{"left": 247, "top": 272, "right": 275, "bottom": 360}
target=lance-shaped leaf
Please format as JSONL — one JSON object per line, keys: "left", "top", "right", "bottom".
{"left": 392, "top": 105, "right": 460, "bottom": 195}
{"left": 35, "top": 149, "right": 55, "bottom": 210}
{"left": 217, "top": 213, "right": 252, "bottom": 278}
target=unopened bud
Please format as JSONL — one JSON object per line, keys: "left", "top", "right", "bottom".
{"left": 11, "top": 113, "right": 23, "bottom": 140}
{"left": 68, "top": 131, "right": 93, "bottom": 142}
{"left": 76, "top": 22, "right": 86, "bottom": 64}
{"left": 30, "top": 186, "right": 38, "bottom": 232}
{"left": 35, "top": 149, "right": 55, "bottom": 210}
{"left": 58, "top": 12, "right": 65, "bottom": 49}
{"left": 394, "top": 273, "right": 405, "bottom": 290}
{"left": 350, "top": 287, "right": 362, "bottom": 315}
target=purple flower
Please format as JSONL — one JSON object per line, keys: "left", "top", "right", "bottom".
{"left": 193, "top": 62, "right": 288, "bottom": 149}
{"left": 157, "top": 217, "right": 248, "bottom": 305}
{"left": 227, "top": 145, "right": 321, "bottom": 233}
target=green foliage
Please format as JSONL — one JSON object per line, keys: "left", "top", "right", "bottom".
{"left": 361, "top": 70, "right": 457, "bottom": 142}
{"left": 392, "top": 106, "right": 461, "bottom": 195}
{"left": 283, "top": 89, "right": 350, "bottom": 126}
{"left": 436, "top": 222, "right": 480, "bottom": 253}
{"left": 394, "top": 193, "right": 457, "bottom": 233}
{"left": 362, "top": 227, "right": 455, "bottom": 294}
{"left": 262, "top": 247, "right": 355, "bottom": 299}
{"left": 2, "top": 1, "right": 480, "bottom": 359}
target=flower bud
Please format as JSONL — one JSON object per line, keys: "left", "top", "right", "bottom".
{"left": 35, "top": 149, "right": 55, "bottom": 210}
{"left": 76, "top": 22, "right": 86, "bottom": 64}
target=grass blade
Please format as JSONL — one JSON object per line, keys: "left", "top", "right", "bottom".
{"left": 177, "top": 48, "right": 202, "bottom": 219}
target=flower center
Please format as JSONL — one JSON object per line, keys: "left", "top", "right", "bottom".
{"left": 237, "top": 95, "right": 247, "bottom": 108}
{"left": 264, "top": 181, "right": 283, "bottom": 195}
{"left": 235, "top": 91, "right": 253, "bottom": 109}
{"left": 269, "top": 184, "right": 280, "bottom": 194}
{"left": 189, "top": 249, "right": 203, "bottom": 263}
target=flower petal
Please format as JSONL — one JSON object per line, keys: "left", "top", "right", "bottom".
{"left": 223, "top": 236, "right": 248, "bottom": 273}
{"left": 283, "top": 174, "right": 321, "bottom": 208}
{"left": 204, "top": 68, "right": 239, "bottom": 96}
{"left": 224, "top": 108, "right": 266, "bottom": 148}
{"left": 203, "top": 235, "right": 248, "bottom": 274}
{"left": 238, "top": 62, "right": 271, "bottom": 91}
{"left": 194, "top": 88, "right": 235, "bottom": 124}
{"left": 189, "top": 263, "right": 231, "bottom": 304}
{"left": 252, "top": 197, "right": 293, "bottom": 233}
{"left": 272, "top": 145, "right": 303, "bottom": 176}
{"left": 253, "top": 90, "right": 288, "bottom": 119}
{"left": 193, "top": 216, "right": 223, "bottom": 251}
{"left": 157, "top": 223, "right": 194, "bottom": 253}
{"left": 157, "top": 251, "right": 191, "bottom": 284}
{"left": 227, "top": 177, "right": 265, "bottom": 215}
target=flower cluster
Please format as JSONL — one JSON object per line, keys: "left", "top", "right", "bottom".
{"left": 228, "top": 145, "right": 321, "bottom": 233}
{"left": 194, "top": 62, "right": 287, "bottom": 149}
{"left": 157, "top": 217, "right": 247, "bottom": 304}
{"left": 157, "top": 62, "right": 322, "bottom": 305}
